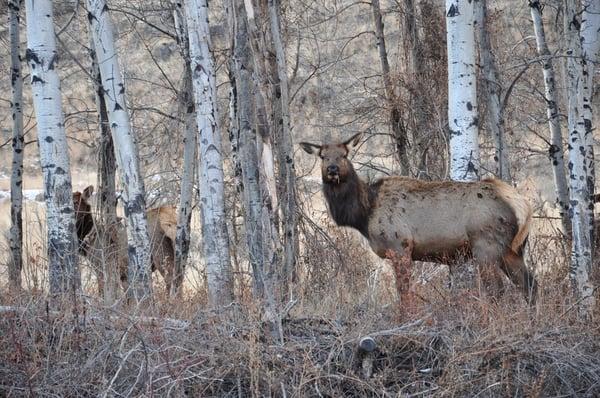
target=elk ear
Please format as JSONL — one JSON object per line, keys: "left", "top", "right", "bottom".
{"left": 82, "top": 185, "right": 94, "bottom": 200}
{"left": 343, "top": 132, "right": 363, "bottom": 148}
{"left": 299, "top": 142, "right": 321, "bottom": 155}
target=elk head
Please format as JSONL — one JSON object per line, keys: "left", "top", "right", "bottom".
{"left": 72, "top": 185, "right": 94, "bottom": 253}
{"left": 300, "top": 132, "right": 362, "bottom": 185}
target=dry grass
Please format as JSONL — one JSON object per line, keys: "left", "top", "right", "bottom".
{"left": 1, "top": 280, "right": 600, "bottom": 397}
{"left": 2, "top": 221, "right": 600, "bottom": 397}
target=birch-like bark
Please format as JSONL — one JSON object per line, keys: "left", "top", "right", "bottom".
{"left": 89, "top": 36, "right": 119, "bottom": 303}
{"left": 474, "top": 0, "right": 510, "bottom": 181}
{"left": 269, "top": 0, "right": 298, "bottom": 288}
{"left": 371, "top": 0, "right": 410, "bottom": 175}
{"left": 87, "top": 0, "right": 152, "bottom": 303}
{"left": 9, "top": 0, "right": 24, "bottom": 293}
{"left": 529, "top": 1, "right": 571, "bottom": 236}
{"left": 564, "top": 0, "right": 594, "bottom": 312}
{"left": 25, "top": 0, "right": 80, "bottom": 295}
{"left": 446, "top": 0, "right": 479, "bottom": 181}
{"left": 172, "top": 2, "right": 196, "bottom": 297}
{"left": 244, "top": 0, "right": 284, "bottom": 304}
{"left": 580, "top": 0, "right": 600, "bottom": 227}
{"left": 184, "top": 0, "right": 234, "bottom": 306}
{"left": 232, "top": 0, "right": 265, "bottom": 295}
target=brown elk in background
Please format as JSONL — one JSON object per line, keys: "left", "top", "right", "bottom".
{"left": 72, "top": 186, "right": 178, "bottom": 296}
{"left": 300, "top": 133, "right": 537, "bottom": 305}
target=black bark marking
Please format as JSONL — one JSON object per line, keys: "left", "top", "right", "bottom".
{"left": 87, "top": 12, "right": 97, "bottom": 23}
{"left": 48, "top": 53, "right": 58, "bottom": 70}
{"left": 447, "top": 4, "right": 459, "bottom": 17}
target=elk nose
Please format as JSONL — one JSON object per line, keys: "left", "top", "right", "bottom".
{"left": 327, "top": 165, "right": 339, "bottom": 174}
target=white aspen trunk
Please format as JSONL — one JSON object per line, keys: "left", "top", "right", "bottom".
{"left": 243, "top": 0, "right": 285, "bottom": 341}
{"left": 25, "top": 0, "right": 80, "bottom": 295}
{"left": 269, "top": 0, "right": 298, "bottom": 288}
{"left": 371, "top": 0, "right": 410, "bottom": 176}
{"left": 172, "top": 2, "right": 196, "bottom": 297}
{"left": 87, "top": 0, "right": 152, "bottom": 303}
{"left": 446, "top": 0, "right": 480, "bottom": 181}
{"left": 529, "top": 1, "right": 571, "bottom": 236}
{"left": 184, "top": 0, "right": 234, "bottom": 306}
{"left": 89, "top": 35, "right": 120, "bottom": 303}
{"left": 580, "top": 0, "right": 600, "bottom": 231}
{"left": 564, "top": 0, "right": 595, "bottom": 312}
{"left": 474, "top": 0, "right": 510, "bottom": 181}
{"left": 9, "top": 0, "right": 24, "bottom": 293}
{"left": 233, "top": 0, "right": 265, "bottom": 296}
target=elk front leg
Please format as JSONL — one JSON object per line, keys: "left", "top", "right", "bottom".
{"left": 385, "top": 243, "right": 414, "bottom": 305}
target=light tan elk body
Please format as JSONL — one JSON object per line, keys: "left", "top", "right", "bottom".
{"left": 300, "top": 134, "right": 537, "bottom": 303}
{"left": 73, "top": 186, "right": 178, "bottom": 296}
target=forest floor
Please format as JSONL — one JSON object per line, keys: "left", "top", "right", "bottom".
{"left": 1, "top": 269, "right": 600, "bottom": 397}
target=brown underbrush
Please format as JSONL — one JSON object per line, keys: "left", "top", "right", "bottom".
{"left": 1, "top": 228, "right": 599, "bottom": 397}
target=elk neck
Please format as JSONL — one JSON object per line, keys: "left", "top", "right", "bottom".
{"left": 322, "top": 166, "right": 380, "bottom": 239}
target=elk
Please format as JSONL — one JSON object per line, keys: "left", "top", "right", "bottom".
{"left": 73, "top": 186, "right": 178, "bottom": 296}
{"left": 300, "top": 133, "right": 537, "bottom": 304}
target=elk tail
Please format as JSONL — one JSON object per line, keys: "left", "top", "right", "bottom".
{"left": 487, "top": 178, "right": 533, "bottom": 253}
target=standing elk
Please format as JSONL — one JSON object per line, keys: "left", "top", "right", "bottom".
{"left": 300, "top": 133, "right": 537, "bottom": 304}
{"left": 73, "top": 186, "right": 178, "bottom": 296}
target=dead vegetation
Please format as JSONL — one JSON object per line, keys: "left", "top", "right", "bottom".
{"left": 2, "top": 230, "right": 600, "bottom": 397}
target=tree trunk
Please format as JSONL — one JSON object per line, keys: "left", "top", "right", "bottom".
{"left": 371, "top": 0, "right": 410, "bottom": 175}
{"left": 184, "top": 0, "right": 234, "bottom": 307}
{"left": 87, "top": 0, "right": 152, "bottom": 303}
{"left": 232, "top": 0, "right": 265, "bottom": 296}
{"left": 172, "top": 2, "right": 196, "bottom": 297}
{"left": 269, "top": 0, "right": 298, "bottom": 289}
{"left": 446, "top": 0, "right": 479, "bottom": 182}
{"left": 25, "top": 0, "right": 80, "bottom": 296}
{"left": 9, "top": 0, "right": 24, "bottom": 293}
{"left": 564, "top": 0, "right": 595, "bottom": 312}
{"left": 529, "top": 1, "right": 571, "bottom": 236}
{"left": 580, "top": 0, "right": 600, "bottom": 237}
{"left": 474, "top": 0, "right": 510, "bottom": 181}
{"left": 402, "top": 0, "right": 430, "bottom": 178}
{"left": 88, "top": 35, "right": 119, "bottom": 303}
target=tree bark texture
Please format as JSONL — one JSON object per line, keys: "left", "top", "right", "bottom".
{"left": 529, "top": 1, "right": 571, "bottom": 236}
{"left": 269, "top": 0, "right": 298, "bottom": 289}
{"left": 9, "top": 0, "right": 24, "bottom": 293}
{"left": 564, "top": 0, "right": 595, "bottom": 312}
{"left": 474, "top": 0, "right": 510, "bottom": 181}
{"left": 89, "top": 35, "right": 119, "bottom": 303}
{"left": 185, "top": 0, "right": 234, "bottom": 306}
{"left": 446, "top": 0, "right": 480, "bottom": 181}
{"left": 87, "top": 0, "right": 152, "bottom": 303}
{"left": 25, "top": 0, "right": 80, "bottom": 295}
{"left": 371, "top": 0, "right": 410, "bottom": 176}
{"left": 172, "top": 1, "right": 196, "bottom": 297}
{"left": 580, "top": 0, "right": 600, "bottom": 220}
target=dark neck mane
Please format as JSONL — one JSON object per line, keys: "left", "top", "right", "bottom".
{"left": 322, "top": 167, "right": 379, "bottom": 238}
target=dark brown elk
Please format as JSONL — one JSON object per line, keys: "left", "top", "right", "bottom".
{"left": 300, "top": 133, "right": 537, "bottom": 304}
{"left": 73, "top": 186, "right": 178, "bottom": 296}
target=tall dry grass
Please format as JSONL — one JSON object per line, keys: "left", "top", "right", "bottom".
{"left": 2, "top": 211, "right": 600, "bottom": 397}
